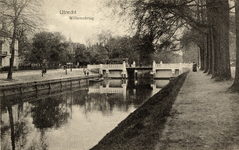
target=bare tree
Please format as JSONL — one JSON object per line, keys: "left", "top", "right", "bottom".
{"left": 0, "top": 0, "right": 43, "bottom": 79}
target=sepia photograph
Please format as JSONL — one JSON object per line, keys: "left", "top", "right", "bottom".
{"left": 0, "top": 0, "right": 238, "bottom": 149}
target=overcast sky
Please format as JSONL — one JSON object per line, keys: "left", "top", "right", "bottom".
{"left": 42, "top": 0, "right": 131, "bottom": 45}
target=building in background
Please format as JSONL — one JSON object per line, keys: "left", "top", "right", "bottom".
{"left": 0, "top": 20, "right": 19, "bottom": 69}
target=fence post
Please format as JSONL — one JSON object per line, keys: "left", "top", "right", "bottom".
{"left": 70, "top": 78, "right": 72, "bottom": 89}
{"left": 19, "top": 85, "right": 22, "bottom": 95}
{"left": 35, "top": 82, "right": 38, "bottom": 95}
{"left": 100, "top": 64, "right": 103, "bottom": 75}
{"left": 60, "top": 79, "right": 63, "bottom": 91}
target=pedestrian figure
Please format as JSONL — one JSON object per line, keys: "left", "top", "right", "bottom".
{"left": 192, "top": 62, "right": 197, "bottom": 72}
{"left": 83, "top": 68, "right": 86, "bottom": 76}
{"left": 42, "top": 68, "right": 47, "bottom": 74}
{"left": 42, "top": 67, "right": 47, "bottom": 77}
{"left": 87, "top": 71, "right": 89, "bottom": 76}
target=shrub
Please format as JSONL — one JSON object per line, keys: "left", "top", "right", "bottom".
{"left": 0, "top": 66, "right": 17, "bottom": 72}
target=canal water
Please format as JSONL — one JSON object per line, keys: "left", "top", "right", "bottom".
{"left": 1, "top": 77, "right": 169, "bottom": 150}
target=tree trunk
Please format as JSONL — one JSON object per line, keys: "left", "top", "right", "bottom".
{"left": 199, "top": 0, "right": 206, "bottom": 71}
{"left": 207, "top": 9, "right": 213, "bottom": 75}
{"left": 199, "top": 46, "right": 205, "bottom": 70}
{"left": 208, "top": 0, "right": 231, "bottom": 80}
{"left": 230, "top": 0, "right": 239, "bottom": 91}
{"left": 207, "top": 0, "right": 218, "bottom": 78}
{"left": 215, "top": 0, "right": 231, "bottom": 80}
{"left": 210, "top": 25, "right": 215, "bottom": 77}
{"left": 207, "top": 33, "right": 212, "bottom": 75}
{"left": 213, "top": 26, "right": 220, "bottom": 78}
{"left": 203, "top": 36, "right": 209, "bottom": 73}
{"left": 7, "top": 21, "right": 17, "bottom": 80}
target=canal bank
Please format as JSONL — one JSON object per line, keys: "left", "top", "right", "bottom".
{"left": 91, "top": 71, "right": 189, "bottom": 150}
{"left": 91, "top": 70, "right": 239, "bottom": 150}
{"left": 0, "top": 69, "right": 99, "bottom": 103}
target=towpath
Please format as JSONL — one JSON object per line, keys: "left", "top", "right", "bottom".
{"left": 0, "top": 68, "right": 97, "bottom": 86}
{"left": 157, "top": 70, "right": 239, "bottom": 150}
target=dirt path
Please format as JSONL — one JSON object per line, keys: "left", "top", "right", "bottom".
{"left": 157, "top": 71, "right": 239, "bottom": 150}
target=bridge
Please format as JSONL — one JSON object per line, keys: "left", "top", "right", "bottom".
{"left": 87, "top": 61, "right": 192, "bottom": 79}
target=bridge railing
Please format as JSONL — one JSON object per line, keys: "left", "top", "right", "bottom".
{"left": 155, "top": 63, "right": 180, "bottom": 68}
{"left": 181, "top": 63, "right": 193, "bottom": 68}
{"left": 102, "top": 64, "right": 123, "bottom": 69}
{"left": 87, "top": 64, "right": 124, "bottom": 70}
{"left": 88, "top": 87, "right": 124, "bottom": 94}
{"left": 100, "top": 88, "right": 124, "bottom": 93}
{"left": 87, "top": 63, "right": 193, "bottom": 72}
{"left": 88, "top": 88, "right": 100, "bottom": 93}
{"left": 154, "top": 63, "right": 193, "bottom": 69}
{"left": 87, "top": 64, "right": 100, "bottom": 70}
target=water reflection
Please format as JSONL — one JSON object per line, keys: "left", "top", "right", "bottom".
{"left": 1, "top": 78, "right": 168, "bottom": 150}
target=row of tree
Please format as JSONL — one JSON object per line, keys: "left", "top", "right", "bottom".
{"left": 3, "top": 24, "right": 182, "bottom": 72}
{"left": 106, "top": 0, "right": 238, "bottom": 91}
{"left": 88, "top": 30, "right": 182, "bottom": 65}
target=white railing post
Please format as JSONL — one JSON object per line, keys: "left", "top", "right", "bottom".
{"left": 132, "top": 61, "right": 135, "bottom": 67}
{"left": 153, "top": 60, "right": 156, "bottom": 72}
{"left": 106, "top": 69, "right": 109, "bottom": 77}
{"left": 172, "top": 69, "right": 175, "bottom": 74}
{"left": 122, "top": 61, "right": 127, "bottom": 78}
{"left": 122, "top": 83, "right": 127, "bottom": 101}
{"left": 99, "top": 64, "right": 103, "bottom": 75}
{"left": 123, "top": 61, "right": 126, "bottom": 72}
{"left": 151, "top": 60, "right": 156, "bottom": 78}
{"left": 179, "top": 63, "right": 182, "bottom": 74}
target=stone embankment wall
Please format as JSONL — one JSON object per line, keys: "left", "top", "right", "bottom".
{"left": 0, "top": 76, "right": 99, "bottom": 104}
{"left": 91, "top": 71, "right": 189, "bottom": 150}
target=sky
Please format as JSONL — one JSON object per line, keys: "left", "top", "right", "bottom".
{"left": 42, "top": 0, "right": 131, "bottom": 45}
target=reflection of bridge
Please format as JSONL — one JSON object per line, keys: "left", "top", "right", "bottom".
{"left": 88, "top": 79, "right": 170, "bottom": 101}
{"left": 88, "top": 79, "right": 127, "bottom": 100}
{"left": 87, "top": 61, "right": 192, "bottom": 78}
{"left": 88, "top": 84, "right": 127, "bottom": 94}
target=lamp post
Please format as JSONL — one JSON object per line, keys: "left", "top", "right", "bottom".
{"left": 65, "top": 54, "right": 67, "bottom": 75}
{"left": 70, "top": 62, "right": 72, "bottom": 72}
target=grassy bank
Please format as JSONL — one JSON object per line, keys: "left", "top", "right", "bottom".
{"left": 91, "top": 71, "right": 189, "bottom": 150}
